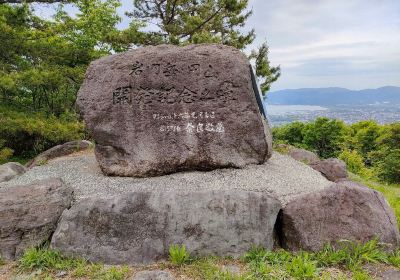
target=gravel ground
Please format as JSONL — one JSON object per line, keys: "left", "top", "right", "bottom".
{"left": 1, "top": 151, "right": 332, "bottom": 206}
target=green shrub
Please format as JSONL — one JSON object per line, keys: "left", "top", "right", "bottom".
{"left": 302, "top": 117, "right": 346, "bottom": 158}
{"left": 242, "top": 240, "right": 397, "bottom": 279}
{"left": 273, "top": 119, "right": 400, "bottom": 185}
{"left": 339, "top": 149, "right": 367, "bottom": 174}
{"left": 0, "top": 147, "right": 13, "bottom": 162}
{"left": 249, "top": 261, "right": 288, "bottom": 280}
{"left": 314, "top": 243, "right": 349, "bottom": 267}
{"left": 0, "top": 106, "right": 85, "bottom": 161}
{"left": 376, "top": 149, "right": 400, "bottom": 184}
{"left": 314, "top": 239, "right": 388, "bottom": 271}
{"left": 388, "top": 249, "right": 400, "bottom": 268}
{"left": 101, "top": 266, "right": 130, "bottom": 280}
{"left": 285, "top": 253, "right": 317, "bottom": 279}
{"left": 182, "top": 258, "right": 249, "bottom": 280}
{"left": 242, "top": 246, "right": 269, "bottom": 263}
{"left": 169, "top": 244, "right": 190, "bottom": 265}
{"left": 19, "top": 246, "right": 86, "bottom": 272}
{"left": 272, "top": 121, "right": 305, "bottom": 147}
{"left": 349, "top": 120, "right": 381, "bottom": 160}
{"left": 352, "top": 270, "right": 373, "bottom": 280}
{"left": 243, "top": 247, "right": 292, "bottom": 266}
{"left": 272, "top": 117, "right": 347, "bottom": 158}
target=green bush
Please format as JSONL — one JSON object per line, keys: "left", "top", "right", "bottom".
{"left": 285, "top": 253, "right": 317, "bottom": 279}
{"left": 339, "top": 149, "right": 366, "bottom": 174}
{"left": 19, "top": 246, "right": 85, "bottom": 272}
{"left": 241, "top": 240, "right": 400, "bottom": 279}
{"left": 302, "top": 117, "right": 346, "bottom": 158}
{"left": 274, "top": 119, "right": 400, "bottom": 184}
{"left": 169, "top": 244, "right": 191, "bottom": 265}
{"left": 376, "top": 149, "right": 400, "bottom": 184}
{"left": 0, "top": 147, "right": 13, "bottom": 162}
{"left": 272, "top": 121, "right": 305, "bottom": 147}
{"left": 0, "top": 106, "right": 85, "bottom": 161}
{"left": 348, "top": 121, "right": 381, "bottom": 160}
{"left": 273, "top": 117, "right": 347, "bottom": 158}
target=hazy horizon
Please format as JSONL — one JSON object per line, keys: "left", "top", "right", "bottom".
{"left": 270, "top": 85, "right": 400, "bottom": 92}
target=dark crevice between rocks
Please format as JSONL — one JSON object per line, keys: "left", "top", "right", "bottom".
{"left": 273, "top": 209, "right": 284, "bottom": 249}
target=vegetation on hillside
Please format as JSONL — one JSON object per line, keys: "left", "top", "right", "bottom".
{"left": 0, "top": 106, "right": 85, "bottom": 163}
{"left": 273, "top": 118, "right": 400, "bottom": 184}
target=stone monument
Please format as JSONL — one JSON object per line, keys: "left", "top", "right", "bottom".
{"left": 77, "top": 44, "right": 272, "bottom": 177}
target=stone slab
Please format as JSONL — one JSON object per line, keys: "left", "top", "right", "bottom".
{"left": 77, "top": 44, "right": 272, "bottom": 177}
{"left": 51, "top": 190, "right": 281, "bottom": 264}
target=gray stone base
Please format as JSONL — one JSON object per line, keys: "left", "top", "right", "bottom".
{"left": 51, "top": 190, "right": 281, "bottom": 264}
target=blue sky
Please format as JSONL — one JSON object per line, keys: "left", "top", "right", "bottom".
{"left": 33, "top": 0, "right": 400, "bottom": 91}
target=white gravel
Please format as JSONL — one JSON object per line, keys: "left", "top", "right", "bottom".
{"left": 0, "top": 151, "right": 332, "bottom": 206}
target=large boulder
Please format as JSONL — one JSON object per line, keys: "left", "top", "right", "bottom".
{"left": 279, "top": 180, "right": 400, "bottom": 252}
{"left": 51, "top": 190, "right": 281, "bottom": 264}
{"left": 76, "top": 44, "right": 272, "bottom": 177}
{"left": 26, "top": 140, "right": 92, "bottom": 168}
{"left": 310, "top": 158, "right": 347, "bottom": 182}
{"left": 0, "top": 178, "right": 73, "bottom": 260}
{"left": 0, "top": 162, "right": 27, "bottom": 183}
{"left": 287, "top": 147, "right": 319, "bottom": 164}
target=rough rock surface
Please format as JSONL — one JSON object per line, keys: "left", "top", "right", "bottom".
{"left": 381, "top": 269, "right": 400, "bottom": 280}
{"left": 287, "top": 147, "right": 319, "bottom": 164}
{"left": 0, "top": 162, "right": 27, "bottom": 183}
{"left": 132, "top": 270, "right": 175, "bottom": 280}
{"left": 310, "top": 158, "right": 347, "bottom": 182}
{"left": 0, "top": 151, "right": 332, "bottom": 206}
{"left": 279, "top": 180, "right": 400, "bottom": 252}
{"left": 26, "top": 140, "right": 92, "bottom": 168}
{"left": 77, "top": 44, "right": 272, "bottom": 177}
{"left": 0, "top": 178, "right": 73, "bottom": 260}
{"left": 51, "top": 190, "right": 281, "bottom": 264}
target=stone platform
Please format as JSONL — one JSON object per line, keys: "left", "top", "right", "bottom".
{"left": 1, "top": 151, "right": 331, "bottom": 206}
{"left": 1, "top": 151, "right": 398, "bottom": 264}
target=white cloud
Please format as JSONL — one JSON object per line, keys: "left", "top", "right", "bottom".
{"left": 247, "top": 0, "right": 400, "bottom": 90}
{"left": 31, "top": 0, "right": 400, "bottom": 90}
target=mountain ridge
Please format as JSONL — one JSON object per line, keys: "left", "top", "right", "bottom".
{"left": 266, "top": 86, "right": 400, "bottom": 106}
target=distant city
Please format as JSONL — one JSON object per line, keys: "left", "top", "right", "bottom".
{"left": 264, "top": 86, "right": 400, "bottom": 126}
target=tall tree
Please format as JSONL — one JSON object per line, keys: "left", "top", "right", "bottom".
{"left": 128, "top": 0, "right": 280, "bottom": 94}
{"left": 0, "top": 1, "right": 129, "bottom": 115}
{"left": 250, "top": 42, "right": 281, "bottom": 93}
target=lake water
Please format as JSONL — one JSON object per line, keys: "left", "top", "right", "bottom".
{"left": 265, "top": 105, "right": 328, "bottom": 116}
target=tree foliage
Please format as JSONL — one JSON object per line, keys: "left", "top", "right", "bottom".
{"left": 1, "top": 0, "right": 279, "bottom": 116}
{"left": 129, "top": 0, "right": 280, "bottom": 95}
{"left": 0, "top": 106, "right": 85, "bottom": 162}
{"left": 130, "top": 0, "right": 255, "bottom": 47}
{"left": 249, "top": 43, "right": 281, "bottom": 93}
{"left": 0, "top": 0, "right": 66, "bottom": 3}
{"left": 273, "top": 118, "right": 400, "bottom": 184}
{"left": 0, "top": 1, "right": 132, "bottom": 115}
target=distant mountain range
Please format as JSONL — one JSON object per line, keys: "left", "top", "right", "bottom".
{"left": 265, "top": 86, "right": 400, "bottom": 106}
